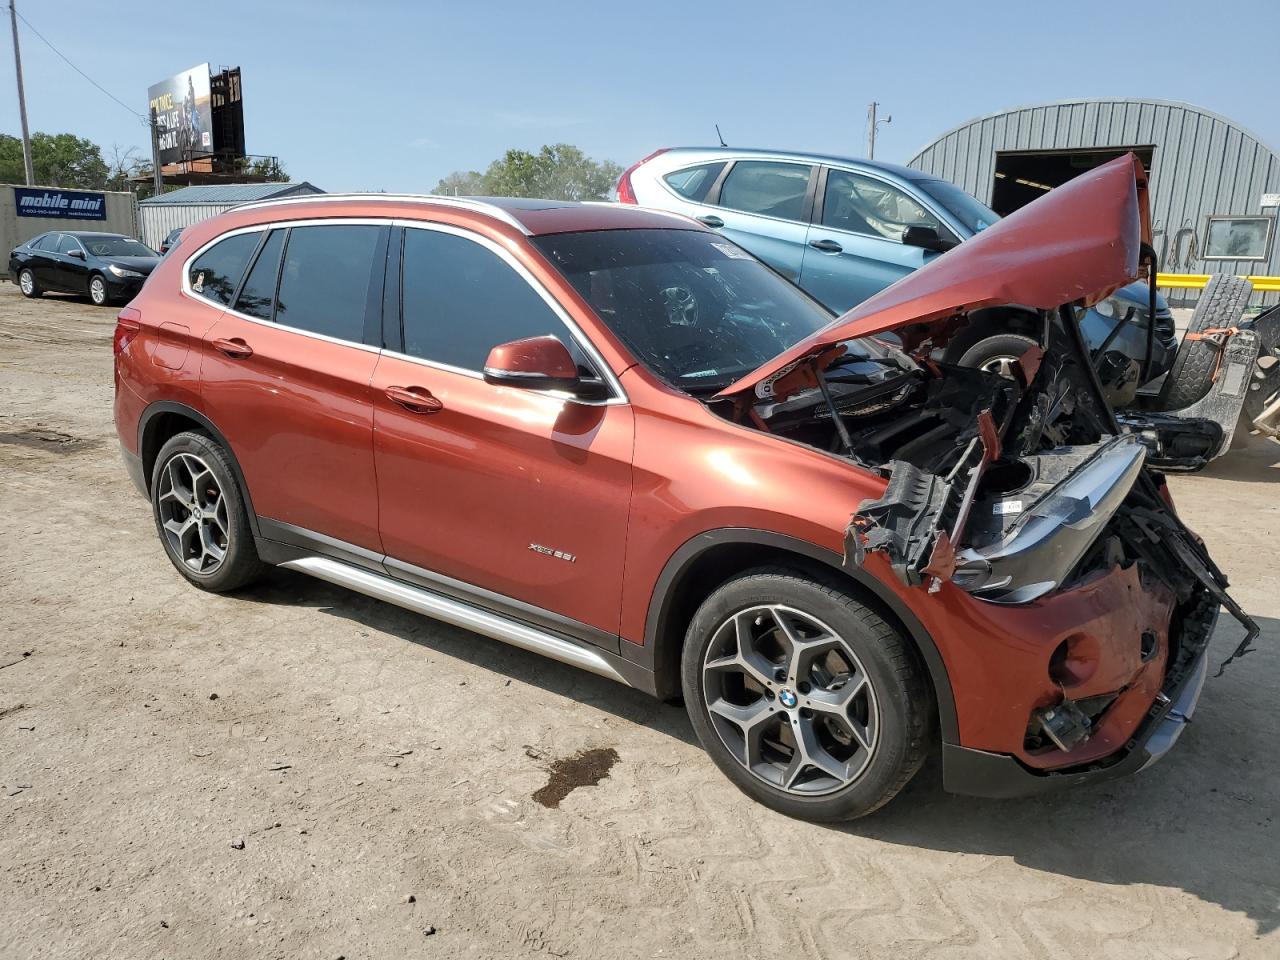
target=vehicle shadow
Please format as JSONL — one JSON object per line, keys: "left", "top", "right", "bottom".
{"left": 236, "top": 569, "right": 1277, "bottom": 932}
{"left": 842, "top": 613, "right": 1280, "bottom": 935}
{"left": 1196, "top": 434, "right": 1280, "bottom": 482}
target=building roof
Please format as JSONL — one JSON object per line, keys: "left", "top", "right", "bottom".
{"left": 140, "top": 182, "right": 324, "bottom": 206}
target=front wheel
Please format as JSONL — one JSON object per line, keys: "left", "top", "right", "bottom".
{"left": 681, "top": 567, "right": 934, "bottom": 821}
{"left": 954, "top": 332, "right": 1039, "bottom": 379}
{"left": 150, "top": 431, "right": 264, "bottom": 592}
{"left": 18, "top": 268, "right": 41, "bottom": 298}
{"left": 89, "top": 274, "right": 112, "bottom": 306}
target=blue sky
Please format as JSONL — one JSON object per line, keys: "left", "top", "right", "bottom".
{"left": 3, "top": 0, "right": 1278, "bottom": 192}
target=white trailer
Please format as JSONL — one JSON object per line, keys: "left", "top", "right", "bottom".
{"left": 1, "top": 184, "right": 138, "bottom": 255}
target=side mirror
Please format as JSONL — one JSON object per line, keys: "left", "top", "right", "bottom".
{"left": 483, "top": 335, "right": 607, "bottom": 400}
{"left": 68, "top": 249, "right": 86, "bottom": 260}
{"left": 902, "top": 225, "right": 958, "bottom": 253}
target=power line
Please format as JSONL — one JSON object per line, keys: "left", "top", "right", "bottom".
{"left": 11, "top": 5, "right": 147, "bottom": 126}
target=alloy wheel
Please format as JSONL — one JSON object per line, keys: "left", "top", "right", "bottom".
{"left": 980, "top": 354, "right": 1020, "bottom": 379}
{"left": 156, "top": 452, "right": 230, "bottom": 574}
{"left": 19, "top": 270, "right": 33, "bottom": 296}
{"left": 90, "top": 277, "right": 107, "bottom": 305}
{"left": 701, "top": 604, "right": 879, "bottom": 796}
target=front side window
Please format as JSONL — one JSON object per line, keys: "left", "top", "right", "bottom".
{"left": 533, "top": 228, "right": 846, "bottom": 391}
{"left": 1203, "top": 216, "right": 1273, "bottom": 260}
{"left": 717, "top": 161, "right": 813, "bottom": 221}
{"left": 663, "top": 162, "right": 726, "bottom": 202}
{"left": 912, "top": 177, "right": 998, "bottom": 234}
{"left": 233, "top": 229, "right": 285, "bottom": 321}
{"left": 56, "top": 235, "right": 82, "bottom": 255}
{"left": 822, "top": 170, "right": 950, "bottom": 241}
{"left": 189, "top": 232, "right": 262, "bottom": 306}
{"left": 275, "top": 224, "right": 382, "bottom": 342}
{"left": 400, "top": 228, "right": 575, "bottom": 371}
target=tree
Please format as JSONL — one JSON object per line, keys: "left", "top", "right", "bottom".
{"left": 105, "top": 144, "right": 145, "bottom": 191}
{"left": 0, "top": 132, "right": 111, "bottom": 188}
{"left": 246, "top": 156, "right": 289, "bottom": 182}
{"left": 433, "top": 144, "right": 623, "bottom": 200}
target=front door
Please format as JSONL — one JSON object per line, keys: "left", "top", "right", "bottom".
{"left": 52, "top": 234, "right": 89, "bottom": 292}
{"left": 197, "top": 223, "right": 387, "bottom": 552}
{"left": 371, "top": 225, "right": 633, "bottom": 640}
{"left": 799, "top": 167, "right": 953, "bottom": 313}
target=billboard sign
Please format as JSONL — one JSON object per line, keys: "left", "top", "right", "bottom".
{"left": 148, "top": 63, "right": 213, "bottom": 166}
{"left": 13, "top": 187, "right": 107, "bottom": 220}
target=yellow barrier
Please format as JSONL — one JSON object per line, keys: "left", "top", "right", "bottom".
{"left": 1157, "top": 273, "right": 1280, "bottom": 292}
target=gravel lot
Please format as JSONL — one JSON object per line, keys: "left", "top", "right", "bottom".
{"left": 2, "top": 283, "right": 1277, "bottom": 959}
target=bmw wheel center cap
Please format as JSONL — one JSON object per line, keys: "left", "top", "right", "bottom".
{"left": 779, "top": 688, "right": 798, "bottom": 708}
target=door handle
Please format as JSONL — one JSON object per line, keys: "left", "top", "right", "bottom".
{"left": 211, "top": 337, "right": 253, "bottom": 359}
{"left": 808, "top": 238, "right": 843, "bottom": 253}
{"left": 696, "top": 215, "right": 724, "bottom": 228}
{"left": 385, "top": 385, "right": 443, "bottom": 414}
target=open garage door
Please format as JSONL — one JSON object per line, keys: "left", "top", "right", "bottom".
{"left": 992, "top": 146, "right": 1155, "bottom": 216}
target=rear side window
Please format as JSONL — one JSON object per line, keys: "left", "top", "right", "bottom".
{"left": 29, "top": 234, "right": 53, "bottom": 251}
{"left": 233, "top": 229, "right": 285, "bottom": 321}
{"left": 189, "top": 232, "right": 261, "bottom": 306}
{"left": 275, "top": 224, "right": 382, "bottom": 342}
{"left": 400, "top": 228, "right": 568, "bottom": 371}
{"left": 717, "top": 161, "right": 813, "bottom": 220}
{"left": 663, "top": 162, "right": 725, "bottom": 202}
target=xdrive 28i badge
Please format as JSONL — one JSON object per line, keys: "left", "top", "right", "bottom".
{"left": 529, "top": 543, "right": 576, "bottom": 563}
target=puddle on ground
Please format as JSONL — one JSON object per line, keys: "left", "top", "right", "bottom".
{"left": 532, "top": 747, "right": 620, "bottom": 808}
{"left": 0, "top": 429, "right": 94, "bottom": 453}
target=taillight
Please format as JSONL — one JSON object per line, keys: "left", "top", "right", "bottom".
{"left": 114, "top": 307, "right": 142, "bottom": 356}
{"left": 616, "top": 147, "right": 669, "bottom": 204}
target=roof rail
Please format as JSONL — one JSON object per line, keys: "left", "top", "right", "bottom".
{"left": 229, "top": 193, "right": 530, "bottom": 234}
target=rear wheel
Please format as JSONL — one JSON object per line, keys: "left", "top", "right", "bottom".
{"left": 89, "top": 273, "right": 112, "bottom": 307}
{"left": 681, "top": 566, "right": 933, "bottom": 821}
{"left": 18, "top": 268, "right": 40, "bottom": 298}
{"left": 150, "top": 431, "right": 264, "bottom": 592}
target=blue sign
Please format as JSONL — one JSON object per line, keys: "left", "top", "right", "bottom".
{"left": 13, "top": 187, "right": 107, "bottom": 221}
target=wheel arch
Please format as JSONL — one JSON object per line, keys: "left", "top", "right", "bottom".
{"left": 138, "top": 401, "right": 261, "bottom": 538}
{"left": 942, "top": 305, "right": 1041, "bottom": 362}
{"left": 642, "top": 528, "right": 958, "bottom": 743}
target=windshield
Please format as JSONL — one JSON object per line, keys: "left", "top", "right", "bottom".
{"left": 82, "top": 237, "right": 156, "bottom": 258}
{"left": 534, "top": 229, "right": 895, "bottom": 391}
{"left": 912, "top": 179, "right": 999, "bottom": 235}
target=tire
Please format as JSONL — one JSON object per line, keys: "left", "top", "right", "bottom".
{"left": 1157, "top": 274, "right": 1253, "bottom": 411}
{"left": 150, "top": 431, "right": 264, "bottom": 593}
{"left": 18, "top": 268, "right": 41, "bottom": 298}
{"left": 680, "top": 565, "right": 934, "bottom": 821}
{"left": 954, "top": 332, "right": 1038, "bottom": 379}
{"left": 88, "top": 273, "right": 112, "bottom": 307}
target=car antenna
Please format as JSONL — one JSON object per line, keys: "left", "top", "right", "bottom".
{"left": 715, "top": 124, "right": 727, "bottom": 147}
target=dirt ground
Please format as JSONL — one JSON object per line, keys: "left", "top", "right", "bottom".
{"left": 2, "top": 282, "right": 1277, "bottom": 960}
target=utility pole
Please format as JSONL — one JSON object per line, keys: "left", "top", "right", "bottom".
{"left": 8, "top": 1, "right": 34, "bottom": 185}
{"left": 149, "top": 113, "right": 163, "bottom": 196}
{"left": 866, "top": 101, "right": 892, "bottom": 160}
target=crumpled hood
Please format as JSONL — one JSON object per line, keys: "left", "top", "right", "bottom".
{"left": 717, "top": 153, "right": 1152, "bottom": 401}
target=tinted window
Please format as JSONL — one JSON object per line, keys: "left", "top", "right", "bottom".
{"left": 189, "top": 232, "right": 261, "bottom": 306}
{"left": 822, "top": 170, "right": 950, "bottom": 241}
{"left": 233, "top": 229, "right": 285, "bottom": 321}
{"left": 663, "top": 162, "right": 725, "bottom": 202}
{"left": 276, "top": 224, "right": 381, "bottom": 342}
{"left": 401, "top": 228, "right": 569, "bottom": 371}
{"left": 717, "top": 161, "right": 813, "bottom": 220}
{"left": 29, "top": 234, "right": 53, "bottom": 251}
{"left": 82, "top": 237, "right": 156, "bottom": 257}
{"left": 56, "top": 235, "right": 82, "bottom": 255}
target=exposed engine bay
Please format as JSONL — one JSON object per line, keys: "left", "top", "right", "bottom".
{"left": 712, "top": 307, "right": 1260, "bottom": 689}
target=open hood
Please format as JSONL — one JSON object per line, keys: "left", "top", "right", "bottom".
{"left": 717, "top": 153, "right": 1152, "bottom": 401}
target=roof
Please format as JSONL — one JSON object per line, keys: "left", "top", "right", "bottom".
{"left": 718, "top": 153, "right": 1151, "bottom": 401}
{"left": 226, "top": 193, "right": 702, "bottom": 236}
{"left": 140, "top": 182, "right": 324, "bottom": 206}
{"left": 661, "top": 146, "right": 931, "bottom": 181}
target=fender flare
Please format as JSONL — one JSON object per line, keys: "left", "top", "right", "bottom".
{"left": 642, "top": 528, "right": 958, "bottom": 744}
{"left": 137, "top": 401, "right": 262, "bottom": 538}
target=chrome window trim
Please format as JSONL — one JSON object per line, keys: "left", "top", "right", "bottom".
{"left": 394, "top": 219, "right": 628, "bottom": 405}
{"left": 179, "top": 216, "right": 628, "bottom": 403}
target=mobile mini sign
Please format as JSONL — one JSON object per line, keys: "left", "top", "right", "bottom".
{"left": 13, "top": 187, "right": 107, "bottom": 221}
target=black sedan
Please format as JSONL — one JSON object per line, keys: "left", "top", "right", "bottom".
{"left": 9, "top": 231, "right": 160, "bottom": 306}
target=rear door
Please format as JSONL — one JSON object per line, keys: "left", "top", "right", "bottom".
{"left": 701, "top": 160, "right": 815, "bottom": 282}
{"left": 800, "top": 167, "right": 955, "bottom": 313}
{"left": 197, "top": 221, "right": 388, "bottom": 553}
{"left": 24, "top": 234, "right": 57, "bottom": 286}
{"left": 369, "top": 223, "right": 633, "bottom": 642}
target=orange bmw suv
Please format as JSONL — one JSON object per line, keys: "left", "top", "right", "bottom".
{"left": 114, "top": 155, "right": 1255, "bottom": 820}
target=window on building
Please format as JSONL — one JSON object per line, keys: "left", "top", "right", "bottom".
{"left": 1203, "top": 216, "right": 1273, "bottom": 261}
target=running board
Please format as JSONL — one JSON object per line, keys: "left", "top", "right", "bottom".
{"left": 279, "top": 556, "right": 630, "bottom": 686}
